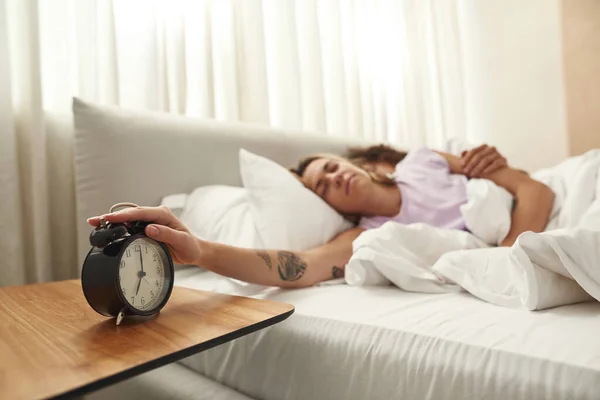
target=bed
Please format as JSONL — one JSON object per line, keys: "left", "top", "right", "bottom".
{"left": 174, "top": 268, "right": 600, "bottom": 400}
{"left": 72, "top": 98, "right": 600, "bottom": 399}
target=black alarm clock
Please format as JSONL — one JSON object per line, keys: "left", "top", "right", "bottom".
{"left": 81, "top": 203, "right": 175, "bottom": 325}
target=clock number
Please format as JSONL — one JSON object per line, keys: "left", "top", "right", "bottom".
{"left": 141, "top": 297, "right": 145, "bottom": 306}
{"left": 122, "top": 288, "right": 126, "bottom": 296}
{"left": 145, "top": 245, "right": 149, "bottom": 254}
{"left": 155, "top": 280, "right": 159, "bottom": 287}
{"left": 125, "top": 249, "right": 131, "bottom": 258}
{"left": 120, "top": 260, "right": 125, "bottom": 269}
{"left": 131, "top": 296, "right": 135, "bottom": 305}
{"left": 156, "top": 266, "right": 162, "bottom": 275}
{"left": 150, "top": 291, "right": 155, "bottom": 299}
{"left": 153, "top": 253, "right": 158, "bottom": 261}
{"left": 134, "top": 244, "right": 141, "bottom": 252}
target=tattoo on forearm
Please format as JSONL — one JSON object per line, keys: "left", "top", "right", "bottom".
{"left": 277, "top": 251, "right": 307, "bottom": 281}
{"left": 256, "top": 251, "right": 273, "bottom": 270}
{"left": 331, "top": 266, "right": 344, "bottom": 279}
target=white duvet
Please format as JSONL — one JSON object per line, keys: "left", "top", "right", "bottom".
{"left": 346, "top": 149, "right": 600, "bottom": 310}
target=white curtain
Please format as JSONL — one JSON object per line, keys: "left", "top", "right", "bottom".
{"left": 0, "top": 0, "right": 467, "bottom": 286}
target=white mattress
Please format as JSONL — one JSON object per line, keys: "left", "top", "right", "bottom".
{"left": 173, "top": 268, "right": 600, "bottom": 400}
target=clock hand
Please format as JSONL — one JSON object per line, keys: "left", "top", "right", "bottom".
{"left": 139, "top": 249, "right": 144, "bottom": 273}
{"left": 135, "top": 275, "right": 142, "bottom": 296}
{"left": 139, "top": 252, "right": 149, "bottom": 284}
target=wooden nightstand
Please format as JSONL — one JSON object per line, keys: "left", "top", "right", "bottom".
{"left": 0, "top": 279, "right": 294, "bottom": 399}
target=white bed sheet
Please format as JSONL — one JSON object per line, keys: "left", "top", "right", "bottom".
{"left": 174, "top": 268, "right": 600, "bottom": 400}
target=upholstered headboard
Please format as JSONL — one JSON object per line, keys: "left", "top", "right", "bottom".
{"left": 72, "top": 98, "right": 372, "bottom": 265}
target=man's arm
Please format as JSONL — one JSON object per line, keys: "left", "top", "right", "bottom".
{"left": 196, "top": 227, "right": 364, "bottom": 288}
{"left": 88, "top": 206, "right": 364, "bottom": 288}
{"left": 437, "top": 152, "right": 555, "bottom": 246}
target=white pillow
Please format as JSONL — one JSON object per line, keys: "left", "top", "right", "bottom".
{"left": 160, "top": 193, "right": 188, "bottom": 218}
{"left": 177, "top": 185, "right": 260, "bottom": 249}
{"left": 239, "top": 149, "right": 354, "bottom": 251}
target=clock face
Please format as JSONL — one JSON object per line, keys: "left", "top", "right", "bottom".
{"left": 117, "top": 237, "right": 171, "bottom": 312}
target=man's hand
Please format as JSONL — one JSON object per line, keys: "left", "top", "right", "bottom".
{"left": 87, "top": 205, "right": 202, "bottom": 266}
{"left": 461, "top": 145, "right": 508, "bottom": 178}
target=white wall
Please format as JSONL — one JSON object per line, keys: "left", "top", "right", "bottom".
{"left": 458, "top": 0, "right": 568, "bottom": 172}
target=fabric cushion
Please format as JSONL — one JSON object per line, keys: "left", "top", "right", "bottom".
{"left": 72, "top": 97, "right": 370, "bottom": 265}
{"left": 177, "top": 185, "right": 259, "bottom": 249}
{"left": 239, "top": 149, "right": 354, "bottom": 251}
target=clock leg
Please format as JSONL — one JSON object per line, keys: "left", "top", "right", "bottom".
{"left": 116, "top": 308, "right": 126, "bottom": 326}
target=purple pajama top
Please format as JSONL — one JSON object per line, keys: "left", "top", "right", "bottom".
{"left": 359, "top": 147, "right": 469, "bottom": 231}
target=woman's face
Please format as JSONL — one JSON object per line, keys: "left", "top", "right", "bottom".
{"left": 301, "top": 157, "right": 379, "bottom": 216}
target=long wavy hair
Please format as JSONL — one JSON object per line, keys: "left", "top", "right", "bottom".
{"left": 345, "top": 144, "right": 408, "bottom": 168}
{"left": 289, "top": 144, "right": 408, "bottom": 187}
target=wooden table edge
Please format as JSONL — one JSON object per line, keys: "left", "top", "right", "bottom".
{"left": 49, "top": 306, "right": 295, "bottom": 400}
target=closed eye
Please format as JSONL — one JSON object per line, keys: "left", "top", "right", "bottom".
{"left": 315, "top": 179, "right": 328, "bottom": 198}
{"left": 315, "top": 179, "right": 323, "bottom": 195}
{"left": 314, "top": 160, "right": 336, "bottom": 198}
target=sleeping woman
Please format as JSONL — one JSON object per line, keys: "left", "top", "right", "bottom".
{"left": 87, "top": 144, "right": 555, "bottom": 288}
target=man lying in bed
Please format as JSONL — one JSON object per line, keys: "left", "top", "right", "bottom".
{"left": 87, "top": 144, "right": 555, "bottom": 288}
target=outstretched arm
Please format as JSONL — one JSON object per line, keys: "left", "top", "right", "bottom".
{"left": 88, "top": 206, "right": 363, "bottom": 288}
{"left": 198, "top": 227, "right": 363, "bottom": 287}
{"left": 437, "top": 152, "right": 555, "bottom": 246}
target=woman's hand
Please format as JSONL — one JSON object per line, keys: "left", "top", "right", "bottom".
{"left": 87, "top": 206, "right": 202, "bottom": 265}
{"left": 461, "top": 145, "right": 508, "bottom": 178}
